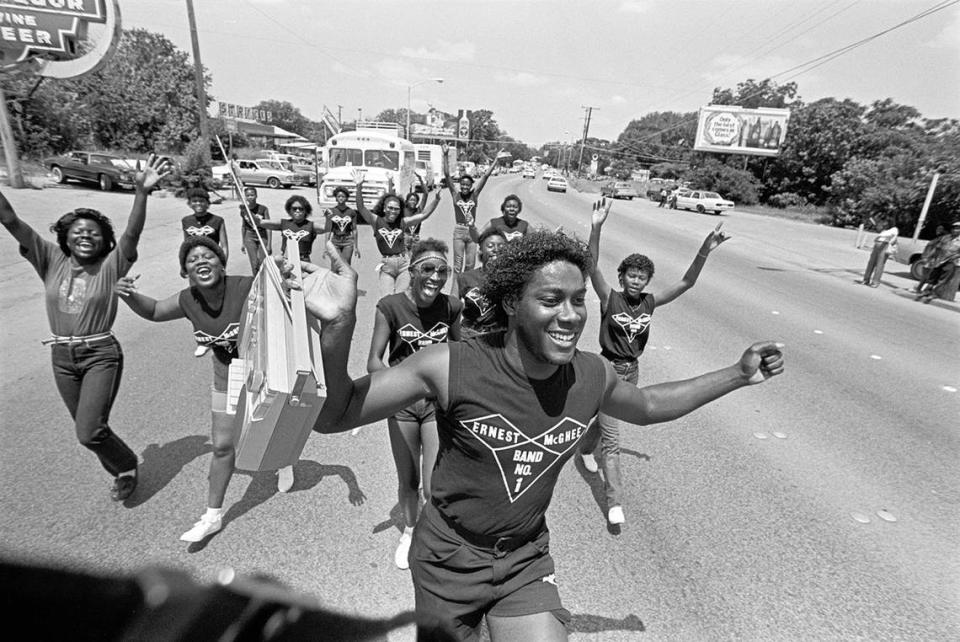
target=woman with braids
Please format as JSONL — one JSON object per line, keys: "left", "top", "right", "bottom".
{"left": 353, "top": 177, "right": 437, "bottom": 296}
{"left": 301, "top": 229, "right": 784, "bottom": 641}
{"left": 323, "top": 186, "right": 359, "bottom": 265}
{"left": 578, "top": 199, "right": 729, "bottom": 526}
{"left": 0, "top": 155, "right": 169, "bottom": 502}
{"left": 367, "top": 238, "right": 461, "bottom": 570}
{"left": 255, "top": 194, "right": 324, "bottom": 262}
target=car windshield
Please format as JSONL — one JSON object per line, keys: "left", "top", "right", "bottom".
{"left": 703, "top": 192, "right": 721, "bottom": 199}
{"left": 108, "top": 159, "right": 135, "bottom": 170}
{"left": 329, "top": 148, "right": 363, "bottom": 168}
{"left": 364, "top": 150, "right": 399, "bottom": 170}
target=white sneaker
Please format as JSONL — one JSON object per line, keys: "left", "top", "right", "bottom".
{"left": 180, "top": 514, "right": 222, "bottom": 542}
{"left": 395, "top": 531, "right": 412, "bottom": 570}
{"left": 581, "top": 453, "right": 598, "bottom": 473}
{"left": 608, "top": 506, "right": 625, "bottom": 525}
{"left": 277, "top": 466, "right": 294, "bottom": 493}
{"left": 194, "top": 345, "right": 210, "bottom": 357}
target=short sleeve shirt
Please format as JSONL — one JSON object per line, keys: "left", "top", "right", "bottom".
{"left": 18, "top": 226, "right": 134, "bottom": 336}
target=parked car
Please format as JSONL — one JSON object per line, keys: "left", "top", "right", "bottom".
{"left": 601, "top": 181, "right": 639, "bottom": 200}
{"left": 546, "top": 176, "right": 568, "bottom": 193}
{"left": 213, "top": 159, "right": 298, "bottom": 189}
{"left": 44, "top": 151, "right": 138, "bottom": 191}
{"left": 674, "top": 190, "right": 734, "bottom": 215}
{"left": 288, "top": 157, "right": 318, "bottom": 186}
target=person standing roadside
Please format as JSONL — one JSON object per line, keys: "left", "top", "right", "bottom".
{"left": 658, "top": 189, "right": 668, "bottom": 208}
{"left": 238, "top": 186, "right": 271, "bottom": 274}
{"left": 0, "top": 155, "right": 170, "bottom": 502}
{"left": 861, "top": 217, "right": 899, "bottom": 287}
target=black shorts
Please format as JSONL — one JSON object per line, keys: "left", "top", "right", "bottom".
{"left": 410, "top": 501, "right": 570, "bottom": 639}
{"left": 393, "top": 398, "right": 436, "bottom": 423}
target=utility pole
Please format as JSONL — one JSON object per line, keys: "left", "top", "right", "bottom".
{"left": 576, "top": 106, "right": 596, "bottom": 178}
{"left": 185, "top": 0, "right": 209, "bottom": 144}
{"left": 337, "top": 105, "right": 343, "bottom": 127}
{"left": 0, "top": 89, "right": 25, "bottom": 188}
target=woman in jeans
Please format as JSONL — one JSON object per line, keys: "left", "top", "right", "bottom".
{"left": 579, "top": 199, "right": 729, "bottom": 525}
{"left": 0, "top": 155, "right": 169, "bottom": 502}
{"left": 355, "top": 179, "right": 436, "bottom": 296}
{"left": 441, "top": 144, "right": 505, "bottom": 273}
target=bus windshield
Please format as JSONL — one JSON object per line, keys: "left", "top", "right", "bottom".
{"left": 365, "top": 150, "right": 399, "bottom": 170}
{"left": 329, "top": 148, "right": 363, "bottom": 167}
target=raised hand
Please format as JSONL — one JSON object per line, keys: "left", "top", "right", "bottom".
{"left": 738, "top": 341, "right": 785, "bottom": 384}
{"left": 703, "top": 222, "right": 730, "bottom": 254}
{"left": 591, "top": 197, "right": 611, "bottom": 227}
{"left": 350, "top": 167, "right": 367, "bottom": 186}
{"left": 299, "top": 240, "right": 358, "bottom": 324}
{"left": 135, "top": 154, "right": 171, "bottom": 192}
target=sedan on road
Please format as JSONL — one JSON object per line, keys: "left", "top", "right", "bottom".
{"left": 601, "top": 181, "right": 639, "bottom": 200}
{"left": 674, "top": 190, "right": 735, "bottom": 215}
{"left": 44, "top": 151, "right": 137, "bottom": 191}
{"left": 547, "top": 176, "right": 568, "bottom": 193}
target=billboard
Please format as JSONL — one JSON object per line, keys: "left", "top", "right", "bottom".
{"left": 693, "top": 105, "right": 790, "bottom": 157}
{"left": 218, "top": 102, "right": 271, "bottom": 123}
{"left": 410, "top": 108, "right": 471, "bottom": 141}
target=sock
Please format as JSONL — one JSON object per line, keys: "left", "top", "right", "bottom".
{"left": 402, "top": 526, "right": 414, "bottom": 537}
{"left": 204, "top": 507, "right": 224, "bottom": 520}
{"left": 117, "top": 469, "right": 136, "bottom": 478}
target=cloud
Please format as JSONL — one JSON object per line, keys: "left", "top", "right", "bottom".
{"left": 620, "top": 1, "right": 653, "bottom": 14}
{"left": 610, "top": 95, "right": 628, "bottom": 105}
{"left": 494, "top": 71, "right": 548, "bottom": 87}
{"left": 929, "top": 9, "right": 960, "bottom": 49}
{"left": 400, "top": 40, "right": 476, "bottom": 62}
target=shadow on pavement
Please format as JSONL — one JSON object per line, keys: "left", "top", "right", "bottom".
{"left": 127, "top": 435, "right": 212, "bottom": 507}
{"left": 569, "top": 612, "right": 646, "bottom": 634}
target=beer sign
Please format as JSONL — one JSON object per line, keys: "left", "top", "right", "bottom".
{"left": 693, "top": 105, "right": 790, "bottom": 158}
{"left": 0, "top": 0, "right": 108, "bottom": 63}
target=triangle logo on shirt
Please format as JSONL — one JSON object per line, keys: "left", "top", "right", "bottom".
{"left": 378, "top": 227, "right": 403, "bottom": 248}
{"left": 612, "top": 311, "right": 651, "bottom": 343}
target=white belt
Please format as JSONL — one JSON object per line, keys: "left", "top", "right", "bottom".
{"left": 42, "top": 331, "right": 115, "bottom": 346}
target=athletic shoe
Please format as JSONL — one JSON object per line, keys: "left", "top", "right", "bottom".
{"left": 110, "top": 472, "right": 137, "bottom": 502}
{"left": 395, "top": 532, "right": 412, "bottom": 570}
{"left": 581, "top": 453, "right": 599, "bottom": 473}
{"left": 277, "top": 466, "right": 294, "bottom": 493}
{"left": 180, "top": 514, "right": 222, "bottom": 542}
{"left": 608, "top": 506, "right": 626, "bottom": 525}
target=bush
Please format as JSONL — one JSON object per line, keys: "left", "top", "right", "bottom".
{"left": 683, "top": 159, "right": 760, "bottom": 205}
{"left": 766, "top": 192, "right": 808, "bottom": 209}
{"left": 173, "top": 138, "right": 216, "bottom": 196}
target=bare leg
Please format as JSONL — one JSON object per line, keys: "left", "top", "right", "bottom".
{"left": 486, "top": 611, "right": 568, "bottom": 641}
{"left": 207, "top": 410, "right": 237, "bottom": 508}
{"left": 388, "top": 416, "right": 422, "bottom": 528}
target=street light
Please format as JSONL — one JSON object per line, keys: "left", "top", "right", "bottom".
{"left": 407, "top": 78, "right": 444, "bottom": 139}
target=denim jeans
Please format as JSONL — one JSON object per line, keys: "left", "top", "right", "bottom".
{"left": 378, "top": 253, "right": 410, "bottom": 297}
{"left": 580, "top": 357, "right": 638, "bottom": 509}
{"left": 863, "top": 241, "right": 890, "bottom": 285}
{"left": 50, "top": 337, "right": 138, "bottom": 476}
{"left": 452, "top": 224, "right": 477, "bottom": 273}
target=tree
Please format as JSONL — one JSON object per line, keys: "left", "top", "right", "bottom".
{"left": 683, "top": 158, "right": 761, "bottom": 205}
{"left": 711, "top": 78, "right": 800, "bottom": 109}
{"left": 257, "top": 100, "right": 312, "bottom": 137}
{"left": 616, "top": 111, "right": 697, "bottom": 166}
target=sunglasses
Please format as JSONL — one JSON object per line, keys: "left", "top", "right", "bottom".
{"left": 290, "top": 206, "right": 305, "bottom": 211}
{"left": 413, "top": 263, "right": 451, "bottom": 279}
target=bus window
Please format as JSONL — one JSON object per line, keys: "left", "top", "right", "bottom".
{"left": 329, "top": 148, "right": 363, "bottom": 167}
{"left": 365, "top": 149, "right": 398, "bottom": 170}
{"left": 404, "top": 151, "right": 415, "bottom": 169}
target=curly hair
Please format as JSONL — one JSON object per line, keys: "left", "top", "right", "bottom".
{"left": 500, "top": 194, "right": 523, "bottom": 214}
{"left": 477, "top": 226, "right": 507, "bottom": 247}
{"left": 285, "top": 195, "right": 312, "bottom": 215}
{"left": 332, "top": 186, "right": 350, "bottom": 200}
{"left": 371, "top": 193, "right": 405, "bottom": 217}
{"left": 51, "top": 209, "right": 116, "bottom": 258}
{"left": 185, "top": 187, "right": 210, "bottom": 202}
{"left": 410, "top": 237, "right": 449, "bottom": 262}
{"left": 617, "top": 254, "right": 655, "bottom": 279}
{"left": 178, "top": 235, "right": 226, "bottom": 275}
{"left": 480, "top": 230, "right": 591, "bottom": 308}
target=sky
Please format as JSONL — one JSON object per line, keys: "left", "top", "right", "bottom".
{"left": 119, "top": 0, "right": 960, "bottom": 146}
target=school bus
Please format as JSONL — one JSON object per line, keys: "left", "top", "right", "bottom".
{"left": 317, "top": 122, "right": 416, "bottom": 210}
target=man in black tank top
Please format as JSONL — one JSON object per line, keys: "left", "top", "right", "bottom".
{"left": 306, "top": 232, "right": 783, "bottom": 641}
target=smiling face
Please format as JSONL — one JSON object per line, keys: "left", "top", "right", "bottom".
{"left": 244, "top": 189, "right": 258, "bottom": 207}
{"left": 459, "top": 177, "right": 474, "bottom": 196}
{"left": 66, "top": 218, "right": 105, "bottom": 263}
{"left": 619, "top": 267, "right": 651, "bottom": 299}
{"left": 289, "top": 203, "right": 307, "bottom": 223}
{"left": 188, "top": 195, "right": 210, "bottom": 215}
{"left": 506, "top": 260, "right": 587, "bottom": 374}
{"left": 183, "top": 245, "right": 225, "bottom": 288}
{"left": 480, "top": 234, "right": 506, "bottom": 265}
{"left": 409, "top": 251, "right": 451, "bottom": 305}
{"left": 383, "top": 198, "right": 403, "bottom": 224}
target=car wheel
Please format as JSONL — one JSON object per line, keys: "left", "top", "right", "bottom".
{"left": 51, "top": 166, "right": 66, "bottom": 183}
{"left": 910, "top": 260, "right": 929, "bottom": 281}
{"left": 267, "top": 177, "right": 281, "bottom": 189}
{"left": 696, "top": 204, "right": 705, "bottom": 214}
{"left": 99, "top": 174, "right": 113, "bottom": 191}
{"left": 627, "top": 196, "right": 634, "bottom": 200}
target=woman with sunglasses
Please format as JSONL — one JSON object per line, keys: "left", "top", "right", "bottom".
{"left": 0, "top": 156, "right": 169, "bottom": 503}
{"left": 254, "top": 195, "right": 324, "bottom": 262}
{"left": 366, "top": 238, "right": 461, "bottom": 569}
{"left": 354, "top": 178, "right": 437, "bottom": 297}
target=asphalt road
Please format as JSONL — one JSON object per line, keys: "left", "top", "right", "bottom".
{"left": 1, "top": 177, "right": 957, "bottom": 641}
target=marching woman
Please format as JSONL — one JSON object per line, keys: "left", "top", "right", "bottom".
{"left": 453, "top": 227, "right": 508, "bottom": 339}
{"left": 403, "top": 175, "right": 442, "bottom": 254}
{"left": 367, "top": 238, "right": 461, "bottom": 569}
{"left": 354, "top": 178, "right": 437, "bottom": 297}
{"left": 441, "top": 144, "right": 505, "bottom": 273}
{"left": 238, "top": 186, "right": 271, "bottom": 275}
{"left": 256, "top": 195, "right": 324, "bottom": 263}
{"left": 475, "top": 194, "right": 529, "bottom": 243}
{"left": 323, "top": 186, "right": 359, "bottom": 265}
{"left": 181, "top": 187, "right": 229, "bottom": 262}
{"left": 115, "top": 235, "right": 292, "bottom": 541}
{"left": 579, "top": 199, "right": 729, "bottom": 525}
{"left": 0, "top": 155, "right": 169, "bottom": 501}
